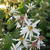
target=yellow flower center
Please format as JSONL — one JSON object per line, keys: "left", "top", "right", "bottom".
{"left": 28, "top": 26, "right": 33, "bottom": 30}
{"left": 19, "top": 37, "right": 24, "bottom": 40}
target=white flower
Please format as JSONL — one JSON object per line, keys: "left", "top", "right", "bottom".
{"left": 28, "top": 36, "right": 45, "bottom": 50}
{"left": 25, "top": 2, "right": 36, "bottom": 13}
{"left": 15, "top": 14, "right": 28, "bottom": 28}
{"left": 33, "top": 36, "right": 45, "bottom": 50}
{"left": 10, "top": 7, "right": 20, "bottom": 13}
{"left": 13, "top": 13, "right": 27, "bottom": 21}
{"left": 20, "top": 20, "right": 40, "bottom": 41}
{"left": 12, "top": 37, "right": 30, "bottom": 48}
{"left": 37, "top": 40, "right": 44, "bottom": 50}
{"left": 37, "top": 36, "right": 45, "bottom": 50}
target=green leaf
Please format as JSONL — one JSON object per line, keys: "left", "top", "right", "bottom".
{"left": 46, "top": 33, "right": 50, "bottom": 37}
{"left": 0, "top": 10, "right": 5, "bottom": 19}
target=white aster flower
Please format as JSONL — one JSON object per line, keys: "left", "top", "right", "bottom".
{"left": 28, "top": 36, "right": 45, "bottom": 50}
{"left": 37, "top": 36, "right": 45, "bottom": 50}
{"left": 10, "top": 7, "right": 20, "bottom": 13}
{"left": 25, "top": 2, "right": 36, "bottom": 13}
{"left": 20, "top": 20, "right": 40, "bottom": 41}
{"left": 37, "top": 40, "right": 45, "bottom": 50}
{"left": 15, "top": 14, "right": 28, "bottom": 28}
{"left": 33, "top": 36, "right": 45, "bottom": 50}
{"left": 12, "top": 37, "right": 30, "bottom": 48}
{"left": 13, "top": 13, "right": 27, "bottom": 21}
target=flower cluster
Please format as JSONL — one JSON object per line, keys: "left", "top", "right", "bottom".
{"left": 0, "top": 1, "right": 46, "bottom": 50}
{"left": 9, "top": 2, "right": 45, "bottom": 50}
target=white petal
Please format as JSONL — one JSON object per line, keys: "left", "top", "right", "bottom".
{"left": 21, "top": 27, "right": 27, "bottom": 29}
{"left": 32, "top": 5, "right": 36, "bottom": 8}
{"left": 20, "top": 28, "right": 28, "bottom": 35}
{"left": 17, "top": 47, "right": 22, "bottom": 50}
{"left": 9, "top": 17, "right": 13, "bottom": 20}
{"left": 29, "top": 3, "right": 30, "bottom": 6}
{"left": 17, "top": 46, "right": 23, "bottom": 50}
{"left": 40, "top": 40, "right": 44, "bottom": 44}
{"left": 22, "top": 33, "right": 25, "bottom": 38}
{"left": 16, "top": 41, "right": 21, "bottom": 48}
{"left": 12, "top": 39, "right": 20, "bottom": 41}
{"left": 24, "top": 18, "right": 29, "bottom": 25}
{"left": 27, "top": 9, "right": 31, "bottom": 13}
{"left": 25, "top": 13, "right": 28, "bottom": 18}
{"left": 25, "top": 31, "right": 29, "bottom": 39}
{"left": 26, "top": 39, "right": 32, "bottom": 42}
{"left": 32, "top": 39, "right": 37, "bottom": 42}
{"left": 40, "top": 40, "right": 45, "bottom": 46}
{"left": 11, "top": 47, "right": 13, "bottom": 50}
{"left": 23, "top": 41, "right": 28, "bottom": 48}
{"left": 12, "top": 43, "right": 16, "bottom": 50}
{"left": 0, "top": 38, "right": 2, "bottom": 41}
{"left": 37, "top": 40, "right": 40, "bottom": 49}
{"left": 24, "top": 18, "right": 33, "bottom": 25}
{"left": 32, "top": 20, "right": 40, "bottom": 27}
{"left": 16, "top": 22, "right": 21, "bottom": 28}
{"left": 29, "top": 48, "right": 32, "bottom": 50}
{"left": 13, "top": 15, "right": 20, "bottom": 20}
{"left": 31, "top": 2, "right": 33, "bottom": 6}
{"left": 27, "top": 19, "right": 32, "bottom": 25}
{"left": 25, "top": 5, "right": 29, "bottom": 8}
{"left": 29, "top": 31, "right": 33, "bottom": 41}
{"left": 32, "top": 28, "right": 40, "bottom": 36}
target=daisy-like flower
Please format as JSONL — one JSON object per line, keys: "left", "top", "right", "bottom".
{"left": 11, "top": 43, "right": 23, "bottom": 50}
{"left": 23, "top": 39, "right": 38, "bottom": 50}
{"left": 10, "top": 7, "right": 20, "bottom": 13}
{"left": 30, "top": 41, "right": 37, "bottom": 50}
{"left": 15, "top": 13, "right": 27, "bottom": 28}
{"left": 37, "top": 36, "right": 45, "bottom": 50}
{"left": 33, "top": 36, "right": 45, "bottom": 50}
{"left": 20, "top": 20, "right": 40, "bottom": 41}
{"left": 25, "top": 2, "right": 36, "bottom": 13}
{"left": 16, "top": 13, "right": 34, "bottom": 28}
{"left": 28, "top": 36, "right": 45, "bottom": 50}
{"left": 12, "top": 37, "right": 30, "bottom": 48}
{"left": 16, "top": 14, "right": 27, "bottom": 28}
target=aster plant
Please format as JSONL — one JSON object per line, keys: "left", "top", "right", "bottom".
{"left": 0, "top": 0, "right": 50, "bottom": 50}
